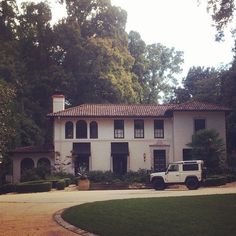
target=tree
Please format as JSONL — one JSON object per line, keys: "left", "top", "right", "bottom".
{"left": 0, "top": 80, "right": 15, "bottom": 155}
{"left": 188, "top": 129, "right": 226, "bottom": 170}
{"left": 206, "top": 0, "right": 235, "bottom": 40}
{"left": 57, "top": 0, "right": 140, "bottom": 104}
{"left": 143, "top": 44, "right": 183, "bottom": 103}
{"left": 174, "top": 66, "right": 223, "bottom": 104}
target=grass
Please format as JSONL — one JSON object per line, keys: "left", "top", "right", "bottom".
{"left": 62, "top": 194, "right": 236, "bottom": 236}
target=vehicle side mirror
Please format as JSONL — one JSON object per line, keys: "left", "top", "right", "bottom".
{"left": 165, "top": 170, "right": 168, "bottom": 175}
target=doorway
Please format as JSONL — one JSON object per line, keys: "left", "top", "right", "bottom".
{"left": 153, "top": 150, "right": 166, "bottom": 172}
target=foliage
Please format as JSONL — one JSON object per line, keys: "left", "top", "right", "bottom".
{"left": 62, "top": 195, "right": 236, "bottom": 236}
{"left": 20, "top": 168, "right": 41, "bottom": 182}
{"left": 0, "top": 183, "right": 16, "bottom": 194}
{"left": 206, "top": 0, "right": 235, "bottom": 40}
{"left": 188, "top": 129, "right": 226, "bottom": 169}
{"left": 16, "top": 181, "right": 52, "bottom": 193}
{"left": 203, "top": 176, "right": 227, "bottom": 186}
{"left": 0, "top": 80, "right": 15, "bottom": 155}
{"left": 56, "top": 179, "right": 66, "bottom": 190}
{"left": 88, "top": 169, "right": 149, "bottom": 183}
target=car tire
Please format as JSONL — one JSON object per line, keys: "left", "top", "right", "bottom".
{"left": 153, "top": 178, "right": 166, "bottom": 190}
{"left": 186, "top": 177, "right": 199, "bottom": 190}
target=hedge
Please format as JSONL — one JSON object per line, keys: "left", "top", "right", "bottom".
{"left": 64, "top": 178, "right": 71, "bottom": 187}
{"left": 203, "top": 176, "right": 227, "bottom": 187}
{"left": 16, "top": 182, "right": 52, "bottom": 193}
{"left": 56, "top": 179, "right": 65, "bottom": 190}
{"left": 0, "top": 184, "right": 16, "bottom": 194}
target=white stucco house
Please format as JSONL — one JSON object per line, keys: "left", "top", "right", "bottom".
{"left": 10, "top": 94, "right": 230, "bottom": 183}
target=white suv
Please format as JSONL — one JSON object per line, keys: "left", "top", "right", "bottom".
{"left": 150, "top": 160, "right": 205, "bottom": 190}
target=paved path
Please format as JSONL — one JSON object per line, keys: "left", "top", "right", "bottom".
{"left": 0, "top": 185, "right": 236, "bottom": 236}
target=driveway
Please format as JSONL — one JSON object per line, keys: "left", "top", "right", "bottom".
{"left": 0, "top": 184, "right": 236, "bottom": 236}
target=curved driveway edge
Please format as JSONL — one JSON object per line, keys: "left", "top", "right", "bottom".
{"left": 54, "top": 209, "right": 99, "bottom": 236}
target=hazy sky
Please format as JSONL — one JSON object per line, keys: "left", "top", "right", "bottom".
{"left": 18, "top": 0, "right": 235, "bottom": 79}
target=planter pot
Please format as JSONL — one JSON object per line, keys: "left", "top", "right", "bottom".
{"left": 78, "top": 179, "right": 90, "bottom": 190}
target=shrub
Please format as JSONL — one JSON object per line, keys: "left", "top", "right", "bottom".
{"left": 56, "top": 180, "right": 65, "bottom": 190}
{"left": 203, "top": 176, "right": 227, "bottom": 187}
{"left": 0, "top": 183, "right": 16, "bottom": 194}
{"left": 16, "top": 182, "right": 52, "bottom": 193}
{"left": 123, "top": 169, "right": 150, "bottom": 183}
{"left": 89, "top": 171, "right": 115, "bottom": 183}
{"left": 50, "top": 172, "right": 76, "bottom": 184}
{"left": 20, "top": 168, "right": 41, "bottom": 182}
{"left": 64, "top": 178, "right": 71, "bottom": 187}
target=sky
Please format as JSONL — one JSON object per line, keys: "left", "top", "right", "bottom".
{"left": 18, "top": 0, "right": 236, "bottom": 80}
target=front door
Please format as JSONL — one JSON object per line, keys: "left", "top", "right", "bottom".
{"left": 153, "top": 150, "right": 166, "bottom": 172}
{"left": 113, "top": 154, "right": 127, "bottom": 175}
{"left": 74, "top": 154, "right": 89, "bottom": 175}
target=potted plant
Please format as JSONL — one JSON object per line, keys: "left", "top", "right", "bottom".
{"left": 77, "top": 166, "right": 90, "bottom": 190}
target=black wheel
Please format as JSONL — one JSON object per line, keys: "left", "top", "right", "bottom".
{"left": 153, "top": 178, "right": 166, "bottom": 190}
{"left": 185, "top": 177, "right": 199, "bottom": 190}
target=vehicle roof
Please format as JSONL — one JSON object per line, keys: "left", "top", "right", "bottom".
{"left": 170, "top": 160, "right": 204, "bottom": 164}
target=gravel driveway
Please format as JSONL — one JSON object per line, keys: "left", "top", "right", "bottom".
{"left": 1, "top": 184, "right": 236, "bottom": 236}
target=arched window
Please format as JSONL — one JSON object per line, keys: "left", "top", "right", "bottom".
{"left": 76, "top": 120, "right": 87, "bottom": 139}
{"left": 37, "top": 158, "right": 51, "bottom": 169}
{"left": 65, "top": 121, "right": 74, "bottom": 139}
{"left": 90, "top": 121, "right": 98, "bottom": 139}
{"left": 21, "top": 158, "right": 34, "bottom": 174}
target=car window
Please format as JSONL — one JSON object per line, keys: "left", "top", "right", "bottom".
{"left": 168, "top": 164, "right": 179, "bottom": 172}
{"left": 183, "top": 164, "right": 198, "bottom": 171}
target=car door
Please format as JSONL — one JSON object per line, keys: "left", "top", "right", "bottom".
{"left": 166, "top": 164, "right": 181, "bottom": 183}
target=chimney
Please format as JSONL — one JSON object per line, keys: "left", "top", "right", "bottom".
{"left": 52, "top": 94, "right": 65, "bottom": 113}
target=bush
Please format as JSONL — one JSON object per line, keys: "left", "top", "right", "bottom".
{"left": 56, "top": 180, "right": 65, "bottom": 190}
{"left": 64, "top": 178, "right": 71, "bottom": 187}
{"left": 0, "top": 183, "right": 16, "bottom": 194}
{"left": 123, "top": 169, "right": 150, "bottom": 183}
{"left": 89, "top": 171, "right": 114, "bottom": 183}
{"left": 51, "top": 172, "right": 76, "bottom": 184}
{"left": 16, "top": 182, "right": 52, "bottom": 193}
{"left": 20, "top": 168, "right": 41, "bottom": 182}
{"left": 203, "top": 176, "right": 227, "bottom": 187}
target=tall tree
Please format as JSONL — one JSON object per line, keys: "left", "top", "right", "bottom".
{"left": 143, "top": 44, "right": 183, "bottom": 103}
{"left": 207, "top": 0, "right": 235, "bottom": 40}
{"left": 57, "top": 0, "right": 140, "bottom": 104}
{"left": 172, "top": 66, "right": 223, "bottom": 104}
{"left": 0, "top": 80, "right": 15, "bottom": 155}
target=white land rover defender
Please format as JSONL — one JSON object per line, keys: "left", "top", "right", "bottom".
{"left": 150, "top": 160, "right": 205, "bottom": 190}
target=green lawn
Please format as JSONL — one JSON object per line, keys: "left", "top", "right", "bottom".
{"left": 62, "top": 194, "right": 236, "bottom": 236}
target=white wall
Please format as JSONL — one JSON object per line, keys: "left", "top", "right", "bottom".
{"left": 173, "top": 111, "right": 226, "bottom": 161}
{"left": 53, "top": 112, "right": 226, "bottom": 173}
{"left": 54, "top": 117, "right": 173, "bottom": 172}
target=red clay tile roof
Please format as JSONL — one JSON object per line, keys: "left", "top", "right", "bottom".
{"left": 47, "top": 101, "right": 230, "bottom": 118}
{"left": 11, "top": 145, "right": 54, "bottom": 153}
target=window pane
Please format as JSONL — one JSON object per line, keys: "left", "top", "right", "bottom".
{"left": 183, "top": 164, "right": 198, "bottom": 171}
{"left": 90, "top": 121, "right": 98, "bottom": 139}
{"left": 114, "top": 120, "right": 124, "bottom": 138}
{"left": 154, "top": 120, "right": 164, "bottom": 138}
{"left": 134, "top": 120, "right": 144, "bottom": 138}
{"left": 65, "top": 121, "right": 73, "bottom": 139}
{"left": 76, "top": 120, "right": 87, "bottom": 139}
{"left": 194, "top": 119, "right": 205, "bottom": 132}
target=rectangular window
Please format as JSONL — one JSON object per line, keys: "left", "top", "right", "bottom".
{"left": 183, "top": 164, "right": 199, "bottom": 171}
{"left": 183, "top": 149, "right": 193, "bottom": 161}
{"left": 114, "top": 120, "right": 124, "bottom": 138}
{"left": 194, "top": 119, "right": 206, "bottom": 132}
{"left": 154, "top": 120, "right": 164, "bottom": 138}
{"left": 134, "top": 120, "right": 144, "bottom": 138}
